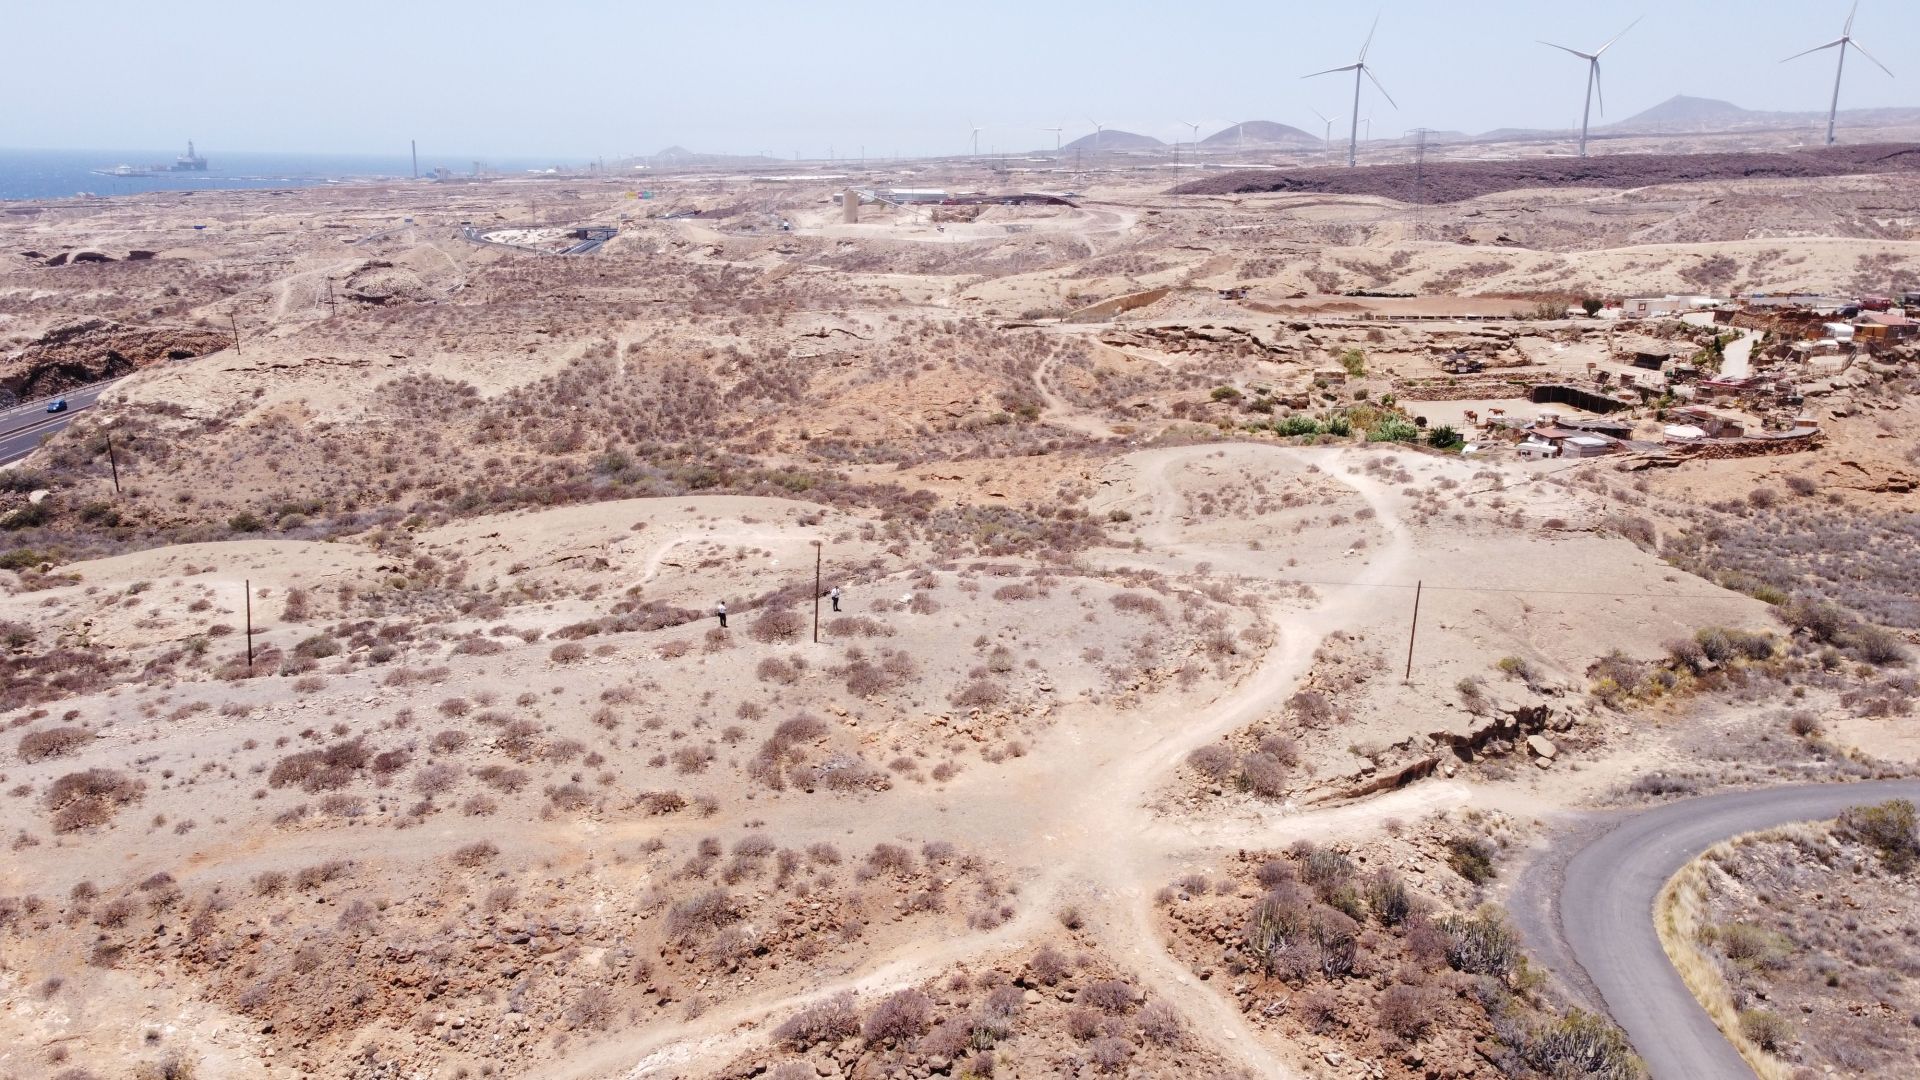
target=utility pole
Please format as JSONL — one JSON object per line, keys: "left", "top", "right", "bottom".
{"left": 105, "top": 434, "right": 121, "bottom": 495}
{"left": 244, "top": 579, "right": 254, "bottom": 670}
{"left": 1403, "top": 580, "right": 1422, "bottom": 682}
{"left": 229, "top": 313, "right": 241, "bottom": 355}
{"left": 811, "top": 541, "right": 822, "bottom": 643}
{"left": 325, "top": 277, "right": 337, "bottom": 317}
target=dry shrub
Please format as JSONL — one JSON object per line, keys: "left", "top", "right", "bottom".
{"left": 268, "top": 738, "right": 370, "bottom": 792}
{"left": 1240, "top": 751, "right": 1288, "bottom": 798}
{"left": 1088, "top": 1035, "right": 1134, "bottom": 1072}
{"left": 774, "top": 991, "right": 860, "bottom": 1048}
{"left": 861, "top": 988, "right": 932, "bottom": 1045}
{"left": 1377, "top": 983, "right": 1438, "bottom": 1040}
{"left": 549, "top": 642, "right": 587, "bottom": 663}
{"left": 18, "top": 726, "right": 93, "bottom": 764}
{"left": 1184, "top": 743, "right": 1235, "bottom": 781}
{"left": 950, "top": 678, "right": 1006, "bottom": 708}
{"left": 749, "top": 607, "right": 806, "bottom": 644}
{"left": 566, "top": 985, "right": 615, "bottom": 1031}
{"left": 450, "top": 840, "right": 499, "bottom": 867}
{"left": 664, "top": 887, "right": 740, "bottom": 943}
{"left": 45, "top": 769, "right": 145, "bottom": 833}
{"left": 1082, "top": 978, "right": 1136, "bottom": 1014}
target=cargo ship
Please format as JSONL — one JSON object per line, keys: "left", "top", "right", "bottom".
{"left": 92, "top": 141, "right": 209, "bottom": 177}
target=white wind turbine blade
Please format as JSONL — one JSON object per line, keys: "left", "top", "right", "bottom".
{"left": 1310, "top": 107, "right": 1330, "bottom": 123}
{"left": 1594, "top": 15, "right": 1642, "bottom": 57}
{"left": 1844, "top": 0, "right": 1858, "bottom": 37}
{"left": 1364, "top": 66, "right": 1399, "bottom": 110}
{"left": 1359, "top": 13, "right": 1380, "bottom": 61}
{"left": 1847, "top": 37, "right": 1896, "bottom": 78}
{"left": 1781, "top": 37, "right": 1846, "bottom": 63}
{"left": 1593, "top": 59, "right": 1605, "bottom": 116}
{"left": 1304, "top": 63, "right": 1362, "bottom": 79}
{"left": 1540, "top": 40, "right": 1597, "bottom": 61}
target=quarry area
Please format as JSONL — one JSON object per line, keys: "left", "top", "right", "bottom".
{"left": 3, "top": 144, "right": 1920, "bottom": 1080}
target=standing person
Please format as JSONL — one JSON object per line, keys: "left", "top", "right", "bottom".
{"left": 715, "top": 601, "right": 727, "bottom": 629}
{"left": 829, "top": 586, "right": 841, "bottom": 613}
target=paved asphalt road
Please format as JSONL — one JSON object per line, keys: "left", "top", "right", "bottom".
{"left": 1514, "top": 779, "right": 1920, "bottom": 1080}
{"left": 0, "top": 380, "right": 118, "bottom": 465}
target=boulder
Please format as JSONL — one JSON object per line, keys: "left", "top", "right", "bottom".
{"left": 1526, "top": 734, "right": 1558, "bottom": 760}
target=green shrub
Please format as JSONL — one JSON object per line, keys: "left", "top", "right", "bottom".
{"left": 1526, "top": 1009, "right": 1643, "bottom": 1079}
{"left": 1210, "top": 385, "right": 1242, "bottom": 402}
{"left": 1738, "top": 1008, "right": 1791, "bottom": 1052}
{"left": 1446, "top": 835, "right": 1497, "bottom": 884}
{"left": 1438, "top": 907, "right": 1520, "bottom": 980}
{"left": 1426, "top": 424, "right": 1464, "bottom": 450}
{"left": 1338, "top": 348, "right": 1367, "bottom": 377}
{"left": 1367, "top": 417, "right": 1422, "bottom": 443}
{"left": 228, "top": 511, "right": 266, "bottom": 533}
{"left": 1837, "top": 799, "right": 1918, "bottom": 871}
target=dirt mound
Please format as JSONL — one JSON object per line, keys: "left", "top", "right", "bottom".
{"left": 1171, "top": 143, "right": 1920, "bottom": 204}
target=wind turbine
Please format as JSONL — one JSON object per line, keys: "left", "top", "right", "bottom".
{"left": 969, "top": 121, "right": 983, "bottom": 157}
{"left": 1042, "top": 126, "right": 1064, "bottom": 153}
{"left": 1179, "top": 120, "right": 1202, "bottom": 165}
{"left": 1305, "top": 15, "right": 1397, "bottom": 168}
{"left": 1310, "top": 109, "right": 1341, "bottom": 154}
{"left": 1088, "top": 117, "right": 1105, "bottom": 151}
{"left": 1540, "top": 17, "right": 1640, "bottom": 158}
{"left": 1783, "top": 1, "right": 1894, "bottom": 146}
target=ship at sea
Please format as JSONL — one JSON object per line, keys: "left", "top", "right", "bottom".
{"left": 91, "top": 141, "right": 209, "bottom": 178}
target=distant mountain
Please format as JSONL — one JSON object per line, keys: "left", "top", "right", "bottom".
{"left": 1607, "top": 95, "right": 1767, "bottom": 133}
{"left": 1200, "top": 120, "right": 1320, "bottom": 146}
{"left": 632, "top": 147, "right": 782, "bottom": 168}
{"left": 1061, "top": 129, "right": 1164, "bottom": 152}
{"left": 1604, "top": 94, "right": 1920, "bottom": 135}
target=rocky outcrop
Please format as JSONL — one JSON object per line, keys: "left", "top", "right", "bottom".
{"left": 0, "top": 320, "right": 232, "bottom": 400}
{"left": 1429, "top": 703, "right": 1563, "bottom": 760}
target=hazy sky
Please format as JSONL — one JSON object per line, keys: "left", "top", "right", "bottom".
{"left": 6, "top": 0, "right": 1917, "bottom": 159}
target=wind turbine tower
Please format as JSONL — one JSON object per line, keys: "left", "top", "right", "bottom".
{"left": 1311, "top": 109, "right": 1341, "bottom": 155}
{"left": 1042, "top": 127, "right": 1064, "bottom": 153}
{"left": 1305, "top": 16, "right": 1397, "bottom": 168}
{"left": 1540, "top": 17, "right": 1639, "bottom": 158}
{"left": 969, "top": 121, "right": 983, "bottom": 157}
{"left": 1088, "top": 118, "right": 1105, "bottom": 151}
{"left": 1783, "top": 1, "right": 1894, "bottom": 146}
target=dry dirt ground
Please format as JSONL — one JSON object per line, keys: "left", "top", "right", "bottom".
{"left": 1, "top": 159, "right": 1918, "bottom": 1080}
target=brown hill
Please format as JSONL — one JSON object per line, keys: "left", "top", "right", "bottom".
{"left": 1170, "top": 143, "right": 1920, "bottom": 204}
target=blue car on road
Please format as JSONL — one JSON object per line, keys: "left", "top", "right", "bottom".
{"left": 46, "top": 398, "right": 68, "bottom": 413}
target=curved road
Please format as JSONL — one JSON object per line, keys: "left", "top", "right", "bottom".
{"left": 0, "top": 379, "right": 120, "bottom": 465}
{"left": 1515, "top": 780, "right": 1920, "bottom": 1080}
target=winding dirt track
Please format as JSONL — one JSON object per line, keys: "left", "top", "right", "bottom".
{"left": 542, "top": 440, "right": 1469, "bottom": 1080}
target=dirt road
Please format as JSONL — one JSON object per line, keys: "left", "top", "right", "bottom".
{"left": 537, "top": 442, "right": 1430, "bottom": 1080}
{"left": 1510, "top": 780, "right": 1920, "bottom": 1080}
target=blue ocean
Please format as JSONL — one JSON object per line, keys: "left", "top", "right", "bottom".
{"left": 0, "top": 148, "right": 573, "bottom": 201}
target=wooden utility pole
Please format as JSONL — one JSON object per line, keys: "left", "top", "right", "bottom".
{"left": 229, "top": 313, "right": 241, "bottom": 355}
{"left": 811, "top": 541, "right": 822, "bottom": 643}
{"left": 325, "top": 277, "right": 337, "bottom": 317}
{"left": 106, "top": 434, "right": 121, "bottom": 495}
{"left": 1403, "top": 580, "right": 1422, "bottom": 682}
{"left": 244, "top": 579, "right": 254, "bottom": 669}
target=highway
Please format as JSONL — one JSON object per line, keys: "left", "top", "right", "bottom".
{"left": 0, "top": 380, "right": 118, "bottom": 466}
{"left": 1511, "top": 779, "right": 1920, "bottom": 1080}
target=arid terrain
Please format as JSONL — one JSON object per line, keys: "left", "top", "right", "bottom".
{"left": 3, "top": 145, "right": 1919, "bottom": 1080}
